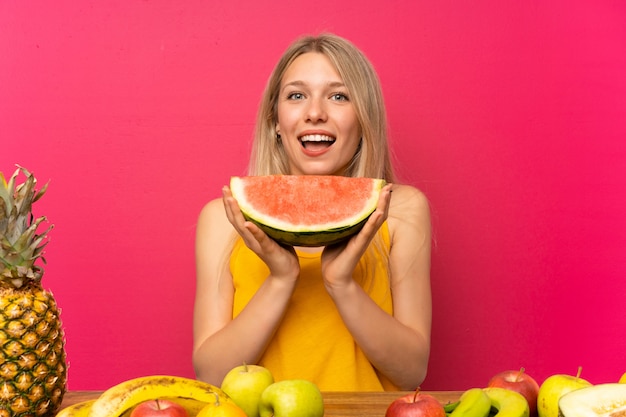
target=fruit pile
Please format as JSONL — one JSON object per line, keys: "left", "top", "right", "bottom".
{"left": 385, "top": 368, "right": 626, "bottom": 417}
{"left": 55, "top": 365, "right": 324, "bottom": 417}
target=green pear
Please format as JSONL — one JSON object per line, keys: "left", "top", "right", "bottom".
{"left": 558, "top": 383, "right": 626, "bottom": 417}
{"left": 259, "top": 380, "right": 324, "bottom": 417}
{"left": 537, "top": 369, "right": 592, "bottom": 417}
{"left": 484, "top": 387, "right": 530, "bottom": 417}
{"left": 220, "top": 364, "right": 274, "bottom": 417}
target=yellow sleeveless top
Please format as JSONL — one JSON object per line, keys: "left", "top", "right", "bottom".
{"left": 230, "top": 222, "right": 397, "bottom": 391}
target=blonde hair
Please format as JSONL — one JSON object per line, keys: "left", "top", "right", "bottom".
{"left": 249, "top": 33, "right": 396, "bottom": 182}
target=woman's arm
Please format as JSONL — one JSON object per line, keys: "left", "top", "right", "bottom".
{"left": 192, "top": 193, "right": 300, "bottom": 385}
{"left": 323, "top": 184, "right": 432, "bottom": 390}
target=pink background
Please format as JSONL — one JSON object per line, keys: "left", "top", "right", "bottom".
{"left": 2, "top": 1, "right": 625, "bottom": 391}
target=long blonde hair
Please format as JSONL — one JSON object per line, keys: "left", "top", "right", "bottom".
{"left": 249, "top": 33, "right": 396, "bottom": 182}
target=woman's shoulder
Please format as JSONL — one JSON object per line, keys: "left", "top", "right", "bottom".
{"left": 198, "top": 197, "right": 226, "bottom": 223}
{"left": 199, "top": 196, "right": 226, "bottom": 215}
{"left": 197, "top": 196, "right": 233, "bottom": 238}
{"left": 388, "top": 183, "right": 430, "bottom": 216}
{"left": 386, "top": 183, "right": 431, "bottom": 239}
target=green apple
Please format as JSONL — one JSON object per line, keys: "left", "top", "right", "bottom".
{"left": 259, "top": 379, "right": 324, "bottom": 417}
{"left": 220, "top": 364, "right": 274, "bottom": 417}
{"left": 619, "top": 373, "right": 626, "bottom": 384}
{"left": 537, "top": 368, "right": 592, "bottom": 417}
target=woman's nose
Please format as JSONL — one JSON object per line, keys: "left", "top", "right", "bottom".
{"left": 305, "top": 97, "right": 327, "bottom": 122}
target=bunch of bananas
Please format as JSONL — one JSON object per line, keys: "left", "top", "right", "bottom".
{"left": 444, "top": 387, "right": 530, "bottom": 417}
{"left": 55, "top": 375, "right": 232, "bottom": 417}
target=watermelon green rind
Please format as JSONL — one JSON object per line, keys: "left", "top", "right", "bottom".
{"left": 230, "top": 175, "right": 385, "bottom": 247}
{"left": 245, "top": 215, "right": 371, "bottom": 247}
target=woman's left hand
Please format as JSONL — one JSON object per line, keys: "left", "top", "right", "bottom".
{"left": 321, "top": 183, "right": 393, "bottom": 290}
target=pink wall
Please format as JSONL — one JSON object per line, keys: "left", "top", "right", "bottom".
{"left": 2, "top": 1, "right": 625, "bottom": 390}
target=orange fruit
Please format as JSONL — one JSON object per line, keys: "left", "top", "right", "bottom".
{"left": 196, "top": 399, "right": 247, "bottom": 417}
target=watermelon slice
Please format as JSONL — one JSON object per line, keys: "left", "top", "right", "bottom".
{"left": 230, "top": 175, "right": 385, "bottom": 247}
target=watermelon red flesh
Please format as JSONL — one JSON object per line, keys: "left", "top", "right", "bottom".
{"left": 239, "top": 176, "right": 378, "bottom": 227}
{"left": 230, "top": 175, "right": 385, "bottom": 246}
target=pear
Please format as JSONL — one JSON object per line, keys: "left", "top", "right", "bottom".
{"left": 558, "top": 383, "right": 626, "bottom": 417}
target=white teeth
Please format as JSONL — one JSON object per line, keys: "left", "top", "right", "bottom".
{"left": 300, "top": 134, "right": 335, "bottom": 142}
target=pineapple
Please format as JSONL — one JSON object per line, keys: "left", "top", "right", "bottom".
{"left": 0, "top": 166, "right": 67, "bottom": 417}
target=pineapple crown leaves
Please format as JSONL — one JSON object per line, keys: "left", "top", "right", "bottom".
{"left": 0, "top": 165, "right": 53, "bottom": 288}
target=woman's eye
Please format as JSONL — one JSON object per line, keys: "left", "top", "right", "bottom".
{"left": 331, "top": 93, "right": 349, "bottom": 101}
{"left": 287, "top": 92, "right": 304, "bottom": 100}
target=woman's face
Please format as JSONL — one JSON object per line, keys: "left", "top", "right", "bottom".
{"left": 276, "top": 52, "right": 362, "bottom": 176}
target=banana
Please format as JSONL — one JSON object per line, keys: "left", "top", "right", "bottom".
{"left": 160, "top": 396, "right": 214, "bottom": 416}
{"left": 483, "top": 387, "right": 530, "bottom": 417}
{"left": 448, "top": 388, "right": 491, "bottom": 417}
{"left": 88, "top": 375, "right": 230, "bottom": 417}
{"left": 56, "top": 400, "right": 96, "bottom": 417}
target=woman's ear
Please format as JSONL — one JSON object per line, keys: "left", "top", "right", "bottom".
{"left": 275, "top": 124, "right": 282, "bottom": 141}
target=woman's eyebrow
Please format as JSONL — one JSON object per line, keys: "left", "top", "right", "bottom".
{"left": 281, "top": 80, "right": 346, "bottom": 89}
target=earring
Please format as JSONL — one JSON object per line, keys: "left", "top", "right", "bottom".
{"left": 276, "top": 132, "right": 282, "bottom": 143}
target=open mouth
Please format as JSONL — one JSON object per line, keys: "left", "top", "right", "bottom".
{"left": 299, "top": 134, "right": 336, "bottom": 151}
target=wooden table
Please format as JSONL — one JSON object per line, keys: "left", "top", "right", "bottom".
{"left": 61, "top": 390, "right": 462, "bottom": 417}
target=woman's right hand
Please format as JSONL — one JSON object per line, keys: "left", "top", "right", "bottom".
{"left": 222, "top": 186, "right": 300, "bottom": 281}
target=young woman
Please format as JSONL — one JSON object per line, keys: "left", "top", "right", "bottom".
{"left": 193, "top": 33, "right": 432, "bottom": 391}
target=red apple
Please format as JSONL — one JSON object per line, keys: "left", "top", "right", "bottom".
{"left": 130, "top": 399, "right": 189, "bottom": 417}
{"left": 386, "top": 389, "right": 446, "bottom": 417}
{"left": 488, "top": 368, "right": 540, "bottom": 417}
